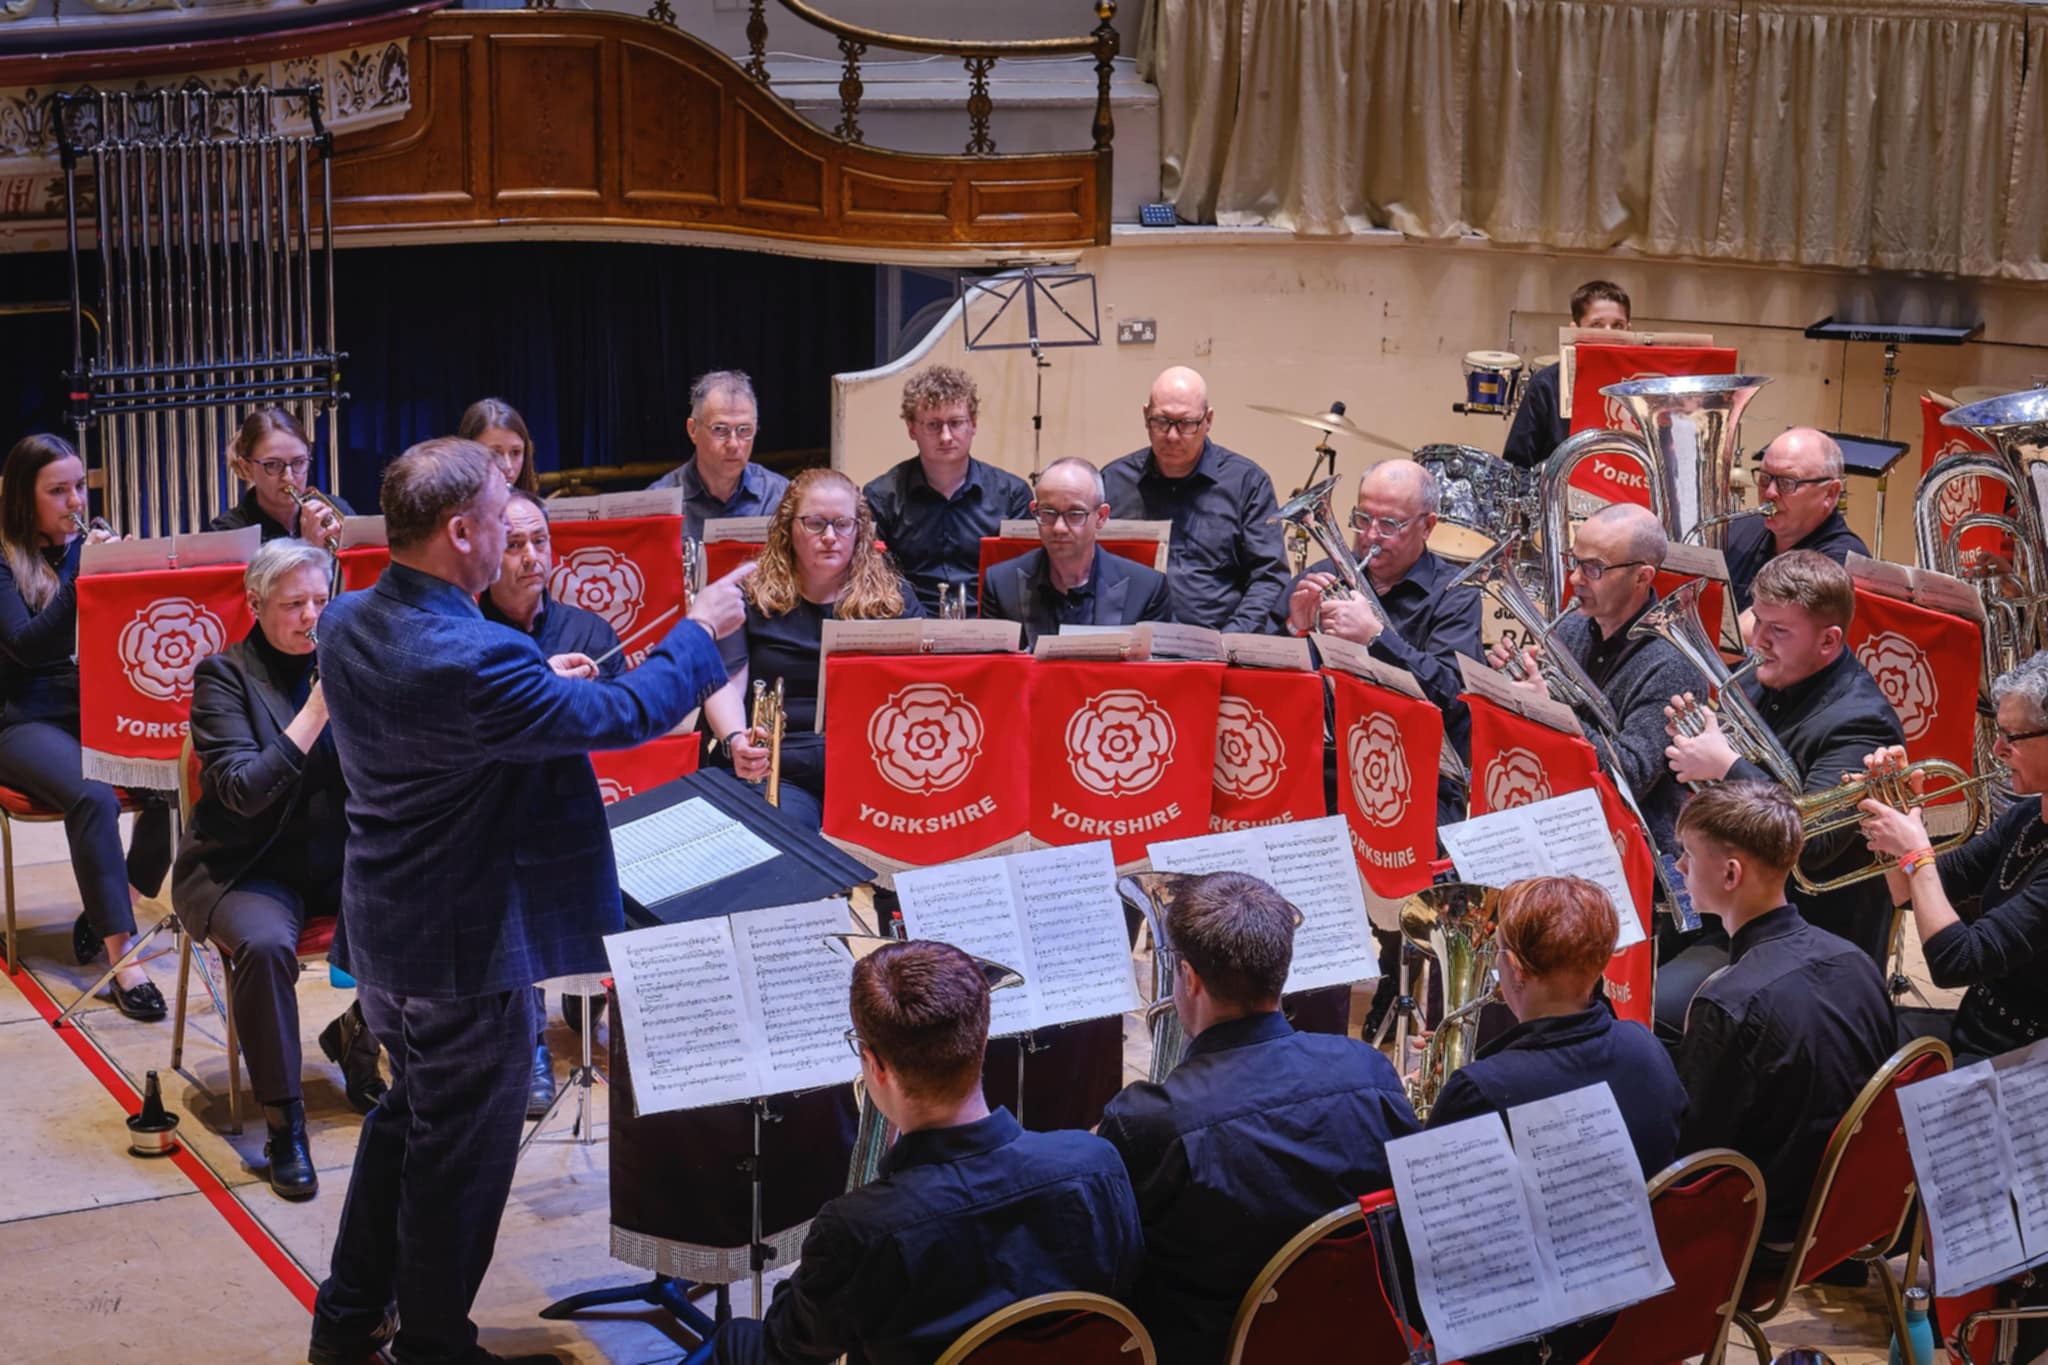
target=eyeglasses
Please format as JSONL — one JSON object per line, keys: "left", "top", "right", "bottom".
{"left": 254, "top": 457, "right": 310, "bottom": 479}
{"left": 1563, "top": 555, "right": 1649, "bottom": 582}
{"left": 1348, "top": 510, "right": 1415, "bottom": 537}
{"left": 844, "top": 1027, "right": 865, "bottom": 1060}
{"left": 707, "top": 424, "right": 756, "bottom": 442}
{"left": 1994, "top": 724, "right": 2048, "bottom": 747}
{"left": 797, "top": 514, "right": 858, "bottom": 538}
{"left": 1145, "top": 414, "right": 1207, "bottom": 436}
{"left": 917, "top": 417, "right": 972, "bottom": 436}
{"left": 1755, "top": 470, "right": 1836, "bottom": 494}
{"left": 1033, "top": 507, "right": 1097, "bottom": 528}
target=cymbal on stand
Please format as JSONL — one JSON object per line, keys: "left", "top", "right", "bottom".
{"left": 1246, "top": 402, "right": 1410, "bottom": 457}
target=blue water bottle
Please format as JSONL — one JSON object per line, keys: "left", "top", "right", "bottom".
{"left": 1889, "top": 1285, "right": 1936, "bottom": 1365}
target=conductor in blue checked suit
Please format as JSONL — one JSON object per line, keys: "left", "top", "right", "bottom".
{"left": 307, "top": 437, "right": 753, "bottom": 1365}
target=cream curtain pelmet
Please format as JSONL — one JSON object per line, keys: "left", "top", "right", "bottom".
{"left": 1144, "top": 0, "right": 2048, "bottom": 280}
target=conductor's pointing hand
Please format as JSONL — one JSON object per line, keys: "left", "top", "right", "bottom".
{"left": 687, "top": 562, "right": 757, "bottom": 639}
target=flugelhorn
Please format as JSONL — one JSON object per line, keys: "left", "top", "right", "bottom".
{"left": 1446, "top": 533, "right": 1620, "bottom": 737}
{"left": 1789, "top": 757, "right": 2000, "bottom": 894}
{"left": 1629, "top": 578, "right": 1803, "bottom": 790}
{"left": 1273, "top": 473, "right": 1394, "bottom": 632}
{"left": 1399, "top": 882, "right": 1502, "bottom": 1119}
{"left": 749, "top": 676, "right": 786, "bottom": 807}
{"left": 287, "top": 483, "right": 346, "bottom": 541}
{"left": 69, "top": 511, "right": 114, "bottom": 539}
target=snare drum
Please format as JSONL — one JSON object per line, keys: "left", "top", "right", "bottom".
{"left": 1462, "top": 350, "right": 1524, "bottom": 413}
{"left": 1415, "top": 443, "right": 1533, "bottom": 562}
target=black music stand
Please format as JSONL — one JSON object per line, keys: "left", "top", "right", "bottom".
{"left": 961, "top": 267, "right": 1101, "bottom": 479}
{"left": 1803, "top": 316, "right": 1981, "bottom": 447}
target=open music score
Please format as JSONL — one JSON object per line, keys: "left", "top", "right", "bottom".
{"left": 1147, "top": 816, "right": 1379, "bottom": 994}
{"left": 894, "top": 841, "right": 1138, "bottom": 1038}
{"left": 1437, "top": 789, "right": 1646, "bottom": 953}
{"left": 603, "top": 898, "right": 859, "bottom": 1116}
{"left": 1387, "top": 1082, "right": 1673, "bottom": 1361}
{"left": 1898, "top": 1038, "right": 2048, "bottom": 1293}
{"left": 610, "top": 796, "right": 778, "bottom": 908}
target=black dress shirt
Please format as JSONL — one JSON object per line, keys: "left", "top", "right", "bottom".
{"left": 647, "top": 457, "right": 791, "bottom": 541}
{"left": 1098, "top": 1010, "right": 1420, "bottom": 1365}
{"left": 750, "top": 1108, "right": 1142, "bottom": 1365}
{"left": 1672, "top": 905, "right": 1893, "bottom": 1244}
{"left": 209, "top": 487, "right": 357, "bottom": 542}
{"left": 1503, "top": 363, "right": 1570, "bottom": 469}
{"left": 1723, "top": 508, "right": 1869, "bottom": 614}
{"left": 863, "top": 456, "right": 1032, "bottom": 617}
{"left": 1102, "top": 438, "right": 1290, "bottom": 633}
{"left": 1726, "top": 650, "right": 1905, "bottom": 965}
{"left": 480, "top": 592, "right": 625, "bottom": 680}
{"left": 0, "top": 540, "right": 83, "bottom": 726}
{"left": 1927, "top": 797, "right": 2048, "bottom": 1061}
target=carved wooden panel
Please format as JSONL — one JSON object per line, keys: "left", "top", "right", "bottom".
{"left": 329, "top": 11, "right": 1107, "bottom": 254}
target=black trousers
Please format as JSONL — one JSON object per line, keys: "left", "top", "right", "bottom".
{"left": 207, "top": 877, "right": 338, "bottom": 1107}
{"left": 312, "top": 983, "right": 536, "bottom": 1364}
{"left": 0, "top": 719, "right": 172, "bottom": 939}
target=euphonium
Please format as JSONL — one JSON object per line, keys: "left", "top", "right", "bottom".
{"left": 287, "top": 482, "right": 346, "bottom": 538}
{"left": 749, "top": 677, "right": 786, "bottom": 807}
{"left": 1628, "top": 578, "right": 1803, "bottom": 790}
{"left": 1787, "top": 757, "right": 2001, "bottom": 894}
{"left": 1272, "top": 473, "right": 1394, "bottom": 632}
{"left": 1399, "top": 882, "right": 1502, "bottom": 1118}
{"left": 1445, "top": 532, "right": 1620, "bottom": 737}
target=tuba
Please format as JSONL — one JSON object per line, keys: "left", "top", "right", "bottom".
{"left": 1399, "top": 882, "right": 1502, "bottom": 1118}
{"left": 1628, "top": 578, "right": 1803, "bottom": 790}
{"left": 1446, "top": 532, "right": 1620, "bottom": 737}
{"left": 1272, "top": 473, "right": 1394, "bottom": 633}
{"left": 1117, "top": 871, "right": 1199, "bottom": 1084}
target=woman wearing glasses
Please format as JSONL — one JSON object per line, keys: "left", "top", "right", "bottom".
{"left": 1858, "top": 651, "right": 2048, "bottom": 1065}
{"left": 701, "top": 468, "right": 923, "bottom": 827}
{"left": 211, "top": 408, "right": 352, "bottom": 547}
{"left": 457, "top": 396, "right": 540, "bottom": 493}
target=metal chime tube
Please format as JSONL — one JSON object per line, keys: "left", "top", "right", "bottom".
{"left": 89, "top": 94, "right": 119, "bottom": 532}
{"left": 176, "top": 95, "right": 200, "bottom": 535}
{"left": 320, "top": 101, "right": 340, "bottom": 493}
{"left": 195, "top": 92, "right": 220, "bottom": 525}
{"left": 115, "top": 95, "right": 140, "bottom": 538}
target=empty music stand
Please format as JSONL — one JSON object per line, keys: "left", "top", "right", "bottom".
{"left": 961, "top": 267, "right": 1101, "bottom": 479}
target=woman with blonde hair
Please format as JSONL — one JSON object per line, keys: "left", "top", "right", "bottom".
{"left": 702, "top": 467, "right": 923, "bottom": 826}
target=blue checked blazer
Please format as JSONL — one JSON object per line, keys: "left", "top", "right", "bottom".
{"left": 320, "top": 563, "right": 726, "bottom": 999}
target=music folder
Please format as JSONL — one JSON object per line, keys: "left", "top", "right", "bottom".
{"left": 606, "top": 767, "right": 874, "bottom": 928}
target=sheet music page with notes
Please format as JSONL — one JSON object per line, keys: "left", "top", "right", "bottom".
{"left": 729, "top": 900, "right": 860, "bottom": 1096}
{"left": 1388, "top": 1115, "right": 1561, "bottom": 1360}
{"left": 1507, "top": 1083, "right": 1673, "bottom": 1321}
{"left": 1439, "top": 790, "right": 1644, "bottom": 952}
{"left": 895, "top": 857, "right": 1039, "bottom": 1037}
{"left": 1007, "top": 842, "right": 1139, "bottom": 1028}
{"left": 1992, "top": 1039, "right": 2048, "bottom": 1255}
{"left": 1898, "top": 1063, "right": 2026, "bottom": 1294}
{"left": 603, "top": 918, "right": 758, "bottom": 1115}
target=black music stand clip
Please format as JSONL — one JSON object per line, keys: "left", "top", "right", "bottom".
{"left": 961, "top": 268, "right": 1102, "bottom": 479}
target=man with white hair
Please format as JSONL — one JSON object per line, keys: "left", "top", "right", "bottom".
{"left": 1724, "top": 427, "right": 1866, "bottom": 618}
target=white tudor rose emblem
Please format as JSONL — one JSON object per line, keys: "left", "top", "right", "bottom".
{"left": 119, "top": 597, "right": 227, "bottom": 703}
{"left": 867, "top": 683, "right": 984, "bottom": 796}
{"left": 1935, "top": 472, "right": 1982, "bottom": 533}
{"left": 597, "top": 778, "right": 632, "bottom": 805}
{"left": 1213, "top": 695, "right": 1285, "bottom": 801}
{"left": 1856, "top": 630, "right": 1939, "bottom": 742}
{"left": 1482, "top": 746, "right": 1553, "bottom": 810}
{"left": 1066, "top": 689, "right": 1176, "bottom": 798}
{"left": 548, "top": 546, "right": 646, "bottom": 635}
{"left": 1346, "top": 712, "right": 1411, "bottom": 830}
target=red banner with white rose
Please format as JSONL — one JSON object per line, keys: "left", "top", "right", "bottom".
{"left": 1919, "top": 394, "right": 2008, "bottom": 560}
{"left": 1464, "top": 694, "right": 1655, "bottom": 1026}
{"left": 79, "top": 563, "right": 253, "bottom": 788}
{"left": 1210, "top": 667, "right": 1326, "bottom": 832}
{"left": 1848, "top": 588, "right": 1982, "bottom": 804}
{"left": 338, "top": 545, "right": 390, "bottom": 593}
{"left": 1027, "top": 660, "right": 1224, "bottom": 867}
{"left": 590, "top": 734, "right": 702, "bottom": 806}
{"left": 1327, "top": 671, "right": 1443, "bottom": 899}
{"left": 821, "top": 653, "right": 1033, "bottom": 871}
{"left": 545, "top": 516, "right": 686, "bottom": 671}
{"left": 1568, "top": 345, "right": 1739, "bottom": 508}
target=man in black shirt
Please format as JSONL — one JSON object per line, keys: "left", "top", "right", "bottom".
{"left": 863, "top": 364, "right": 1032, "bottom": 617}
{"left": 1725, "top": 427, "right": 1869, "bottom": 620}
{"left": 1102, "top": 365, "right": 1290, "bottom": 632}
{"left": 709, "top": 940, "right": 1142, "bottom": 1365}
{"left": 1503, "top": 280, "right": 1633, "bottom": 470}
{"left": 1098, "top": 871, "right": 1418, "bottom": 1365}
{"left": 1670, "top": 781, "right": 1893, "bottom": 1251}
{"left": 982, "top": 456, "right": 1173, "bottom": 648}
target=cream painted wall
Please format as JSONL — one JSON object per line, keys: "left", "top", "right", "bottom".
{"left": 833, "top": 230, "right": 2048, "bottom": 564}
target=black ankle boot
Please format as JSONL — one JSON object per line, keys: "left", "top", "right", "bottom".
{"left": 319, "top": 1001, "right": 386, "bottom": 1114}
{"left": 72, "top": 912, "right": 103, "bottom": 966}
{"left": 264, "top": 1100, "right": 318, "bottom": 1201}
{"left": 527, "top": 1041, "right": 557, "bottom": 1120}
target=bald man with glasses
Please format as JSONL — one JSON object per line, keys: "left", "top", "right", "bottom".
{"left": 1724, "top": 427, "right": 1867, "bottom": 620}
{"left": 983, "top": 457, "right": 1173, "bottom": 649}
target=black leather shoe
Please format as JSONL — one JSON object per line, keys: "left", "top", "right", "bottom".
{"left": 72, "top": 912, "right": 103, "bottom": 966}
{"left": 559, "top": 991, "right": 606, "bottom": 1034}
{"left": 110, "top": 978, "right": 166, "bottom": 1022}
{"left": 526, "top": 1042, "right": 557, "bottom": 1120}
{"left": 265, "top": 1101, "right": 319, "bottom": 1201}
{"left": 319, "top": 1002, "right": 387, "bottom": 1114}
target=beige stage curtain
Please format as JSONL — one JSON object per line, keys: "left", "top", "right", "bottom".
{"left": 1994, "top": 8, "right": 2048, "bottom": 281}
{"left": 1461, "top": 0, "right": 1741, "bottom": 257}
{"left": 1148, "top": 0, "right": 1463, "bottom": 236}
{"left": 1716, "top": 0, "right": 2029, "bottom": 276}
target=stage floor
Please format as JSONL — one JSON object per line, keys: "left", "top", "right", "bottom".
{"left": 0, "top": 821, "right": 1950, "bottom": 1364}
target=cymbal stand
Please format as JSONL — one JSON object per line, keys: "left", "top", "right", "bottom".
{"left": 518, "top": 985, "right": 604, "bottom": 1159}
{"left": 1285, "top": 423, "right": 1341, "bottom": 576}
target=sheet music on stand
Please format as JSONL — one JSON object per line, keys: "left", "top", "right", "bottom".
{"left": 894, "top": 840, "right": 1138, "bottom": 1038}
{"left": 1437, "top": 789, "right": 1646, "bottom": 953}
{"left": 1898, "top": 1039, "right": 2048, "bottom": 1294}
{"left": 1146, "top": 815, "right": 1379, "bottom": 993}
{"left": 1387, "top": 1082, "right": 1674, "bottom": 1361}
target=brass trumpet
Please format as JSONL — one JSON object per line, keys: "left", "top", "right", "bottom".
{"left": 287, "top": 483, "right": 347, "bottom": 544}
{"left": 748, "top": 676, "right": 786, "bottom": 807}
{"left": 1792, "top": 758, "right": 2003, "bottom": 893}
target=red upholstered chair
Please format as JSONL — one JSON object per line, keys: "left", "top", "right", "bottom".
{"left": 1226, "top": 1191, "right": 1420, "bottom": 1365}
{"left": 0, "top": 780, "right": 152, "bottom": 973}
{"left": 1733, "top": 1036, "right": 1953, "bottom": 1360}
{"left": 934, "top": 1292, "right": 1156, "bottom": 1365}
{"left": 1573, "top": 1149, "right": 1767, "bottom": 1365}
{"left": 169, "top": 738, "right": 341, "bottom": 1135}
